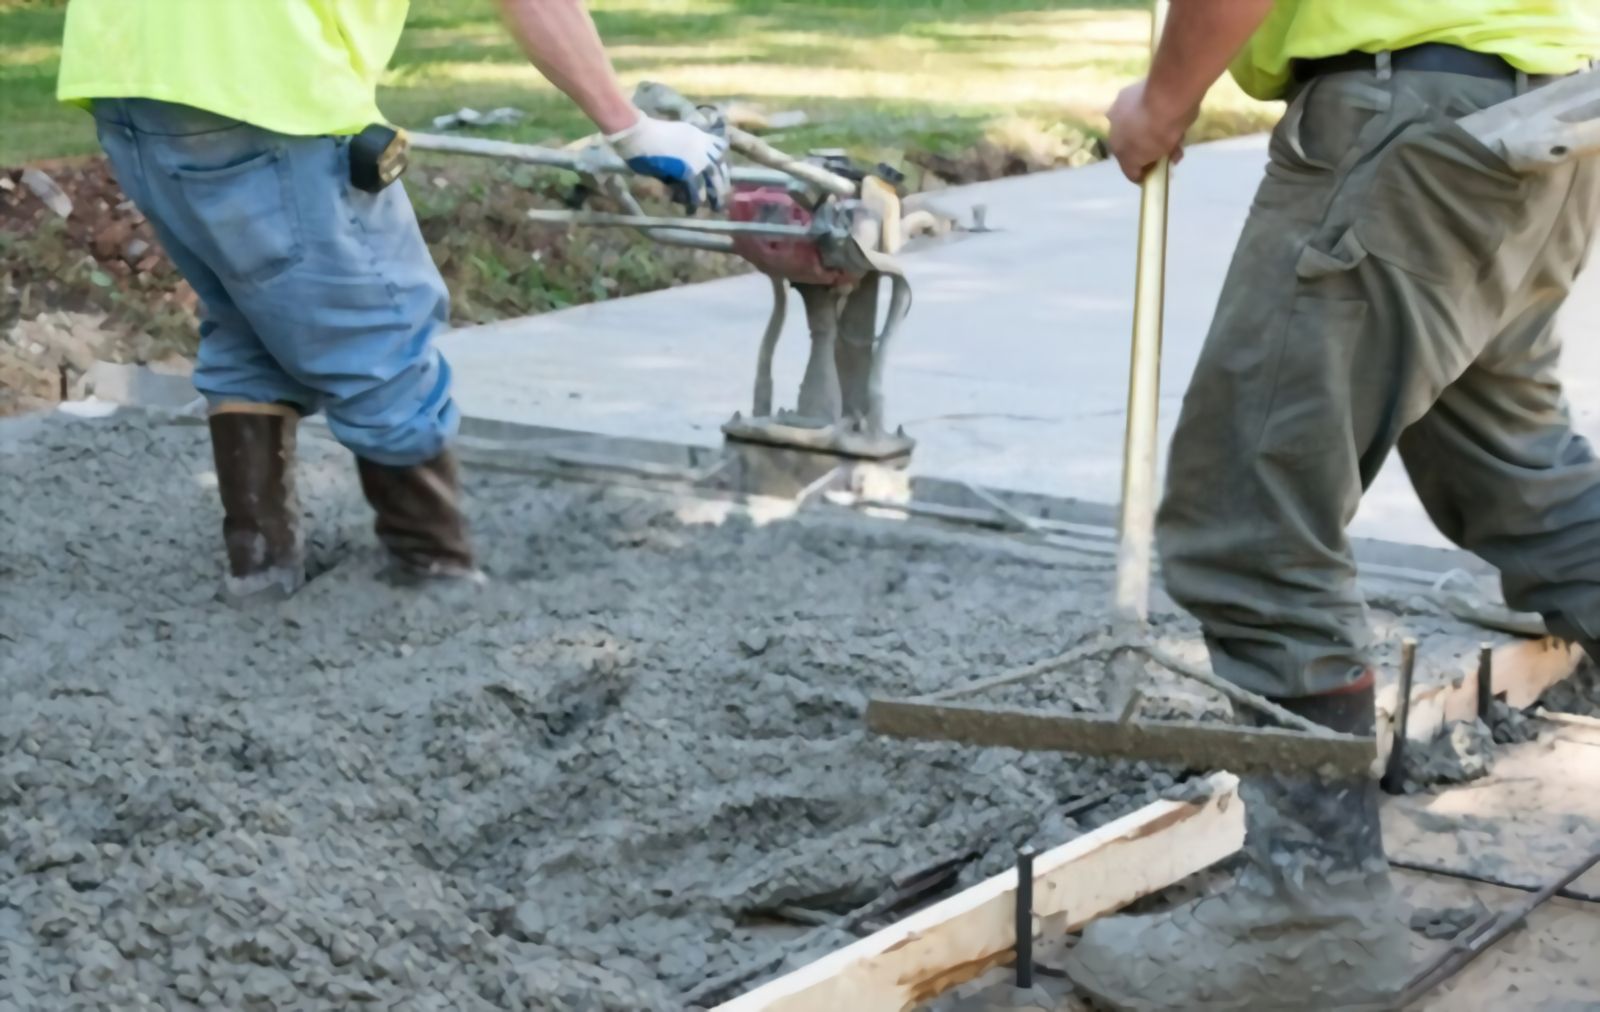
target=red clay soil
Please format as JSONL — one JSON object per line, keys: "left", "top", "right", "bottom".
{"left": 0, "top": 158, "right": 196, "bottom": 414}
{"left": 0, "top": 157, "right": 192, "bottom": 314}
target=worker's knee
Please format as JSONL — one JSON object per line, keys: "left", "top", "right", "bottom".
{"left": 1158, "top": 502, "right": 1370, "bottom": 698}
{"left": 1155, "top": 489, "right": 1250, "bottom": 606}
{"left": 275, "top": 279, "right": 456, "bottom": 464}
{"left": 323, "top": 349, "right": 459, "bottom": 465}
{"left": 193, "top": 322, "right": 322, "bottom": 415}
{"left": 1205, "top": 633, "right": 1368, "bottom": 700}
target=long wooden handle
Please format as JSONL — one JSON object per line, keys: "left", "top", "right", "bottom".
{"left": 1113, "top": 0, "right": 1172, "bottom": 624}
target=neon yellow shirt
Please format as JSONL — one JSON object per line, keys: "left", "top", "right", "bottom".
{"left": 1233, "top": 1, "right": 1600, "bottom": 101}
{"left": 57, "top": 0, "right": 409, "bottom": 136}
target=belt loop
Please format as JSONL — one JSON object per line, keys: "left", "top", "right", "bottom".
{"left": 1375, "top": 50, "right": 1393, "bottom": 82}
{"left": 1516, "top": 70, "right": 1529, "bottom": 96}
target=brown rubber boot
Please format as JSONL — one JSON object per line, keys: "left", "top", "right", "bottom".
{"left": 355, "top": 450, "right": 481, "bottom": 583}
{"left": 208, "top": 404, "right": 305, "bottom": 600}
{"left": 1063, "top": 675, "right": 1410, "bottom": 1010}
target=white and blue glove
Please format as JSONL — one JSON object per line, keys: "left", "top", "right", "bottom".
{"left": 606, "top": 113, "right": 731, "bottom": 213}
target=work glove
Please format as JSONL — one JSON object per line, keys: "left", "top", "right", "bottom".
{"left": 606, "top": 113, "right": 731, "bottom": 213}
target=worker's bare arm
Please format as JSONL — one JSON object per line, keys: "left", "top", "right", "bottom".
{"left": 497, "top": 0, "right": 639, "bottom": 134}
{"left": 496, "top": 0, "right": 731, "bottom": 209}
{"left": 1106, "top": 0, "right": 1274, "bottom": 182}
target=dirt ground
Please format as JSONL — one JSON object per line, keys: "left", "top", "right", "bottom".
{"left": 1386, "top": 726, "right": 1600, "bottom": 1009}
{"left": 0, "top": 162, "right": 193, "bottom": 415}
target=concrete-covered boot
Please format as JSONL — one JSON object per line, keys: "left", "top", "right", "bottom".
{"left": 1063, "top": 680, "right": 1409, "bottom": 1010}
{"left": 355, "top": 450, "right": 482, "bottom": 584}
{"left": 208, "top": 404, "right": 306, "bottom": 600}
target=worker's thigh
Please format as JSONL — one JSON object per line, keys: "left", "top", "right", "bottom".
{"left": 1157, "top": 74, "right": 1398, "bottom": 697}
{"left": 1400, "top": 158, "right": 1600, "bottom": 647}
{"left": 110, "top": 100, "right": 457, "bottom": 466}
{"left": 91, "top": 100, "right": 320, "bottom": 410}
{"left": 1159, "top": 71, "right": 1539, "bottom": 697}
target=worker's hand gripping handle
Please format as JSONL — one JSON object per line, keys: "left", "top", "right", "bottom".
{"left": 634, "top": 81, "right": 857, "bottom": 199}
{"left": 605, "top": 112, "right": 732, "bottom": 212}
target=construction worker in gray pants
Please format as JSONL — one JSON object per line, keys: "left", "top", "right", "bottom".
{"left": 1066, "top": 1, "right": 1600, "bottom": 1007}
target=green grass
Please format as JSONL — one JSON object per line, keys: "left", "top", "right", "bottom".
{"left": 0, "top": 0, "right": 1276, "bottom": 372}
{"left": 0, "top": 0, "right": 1274, "bottom": 168}
{"left": 0, "top": 0, "right": 82, "bottom": 164}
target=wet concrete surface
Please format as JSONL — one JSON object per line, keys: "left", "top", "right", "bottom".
{"left": 3, "top": 410, "right": 1589, "bottom": 1010}
{"left": 0, "top": 411, "right": 1183, "bottom": 1010}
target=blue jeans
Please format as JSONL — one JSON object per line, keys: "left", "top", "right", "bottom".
{"left": 92, "top": 99, "right": 458, "bottom": 465}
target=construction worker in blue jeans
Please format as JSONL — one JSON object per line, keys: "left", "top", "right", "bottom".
{"left": 57, "top": 0, "right": 729, "bottom": 597}
{"left": 1065, "top": 1, "right": 1600, "bottom": 1008}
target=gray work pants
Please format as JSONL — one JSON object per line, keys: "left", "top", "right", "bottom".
{"left": 1159, "top": 69, "right": 1600, "bottom": 698}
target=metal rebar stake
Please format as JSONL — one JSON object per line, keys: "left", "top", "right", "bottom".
{"left": 1014, "top": 845, "right": 1036, "bottom": 989}
{"left": 1381, "top": 638, "right": 1419, "bottom": 795}
{"left": 1113, "top": 0, "right": 1173, "bottom": 624}
{"left": 1476, "top": 643, "right": 1494, "bottom": 721}
{"left": 1389, "top": 856, "right": 1600, "bottom": 906}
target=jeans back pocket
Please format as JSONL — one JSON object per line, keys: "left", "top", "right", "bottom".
{"left": 168, "top": 146, "right": 304, "bottom": 286}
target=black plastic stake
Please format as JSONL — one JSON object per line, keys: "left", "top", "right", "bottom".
{"left": 1014, "top": 845, "right": 1036, "bottom": 989}
{"left": 1476, "top": 643, "right": 1494, "bottom": 721}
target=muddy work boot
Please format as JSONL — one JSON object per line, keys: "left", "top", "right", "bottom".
{"left": 355, "top": 450, "right": 482, "bottom": 584}
{"left": 208, "top": 405, "right": 306, "bottom": 600}
{"left": 1063, "top": 678, "right": 1409, "bottom": 1010}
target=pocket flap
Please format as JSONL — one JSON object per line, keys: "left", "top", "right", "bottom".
{"left": 1296, "top": 229, "right": 1369, "bottom": 280}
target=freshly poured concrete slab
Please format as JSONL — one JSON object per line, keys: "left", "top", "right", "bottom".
{"left": 439, "top": 136, "right": 1600, "bottom": 549}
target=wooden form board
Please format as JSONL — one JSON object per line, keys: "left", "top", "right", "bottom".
{"left": 716, "top": 772, "right": 1244, "bottom": 1012}
{"left": 1377, "top": 637, "right": 1586, "bottom": 747}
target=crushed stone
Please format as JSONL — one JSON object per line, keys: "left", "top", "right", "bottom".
{"left": 1393, "top": 719, "right": 1497, "bottom": 794}
{"left": 1536, "top": 657, "right": 1600, "bottom": 718}
{"left": 0, "top": 411, "right": 1184, "bottom": 1010}
{"left": 1486, "top": 699, "right": 1543, "bottom": 745}
{"left": 1409, "top": 900, "right": 1490, "bottom": 941}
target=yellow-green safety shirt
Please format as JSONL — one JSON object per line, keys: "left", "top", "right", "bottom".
{"left": 1233, "top": 1, "right": 1600, "bottom": 101}
{"left": 58, "top": 0, "right": 410, "bottom": 136}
